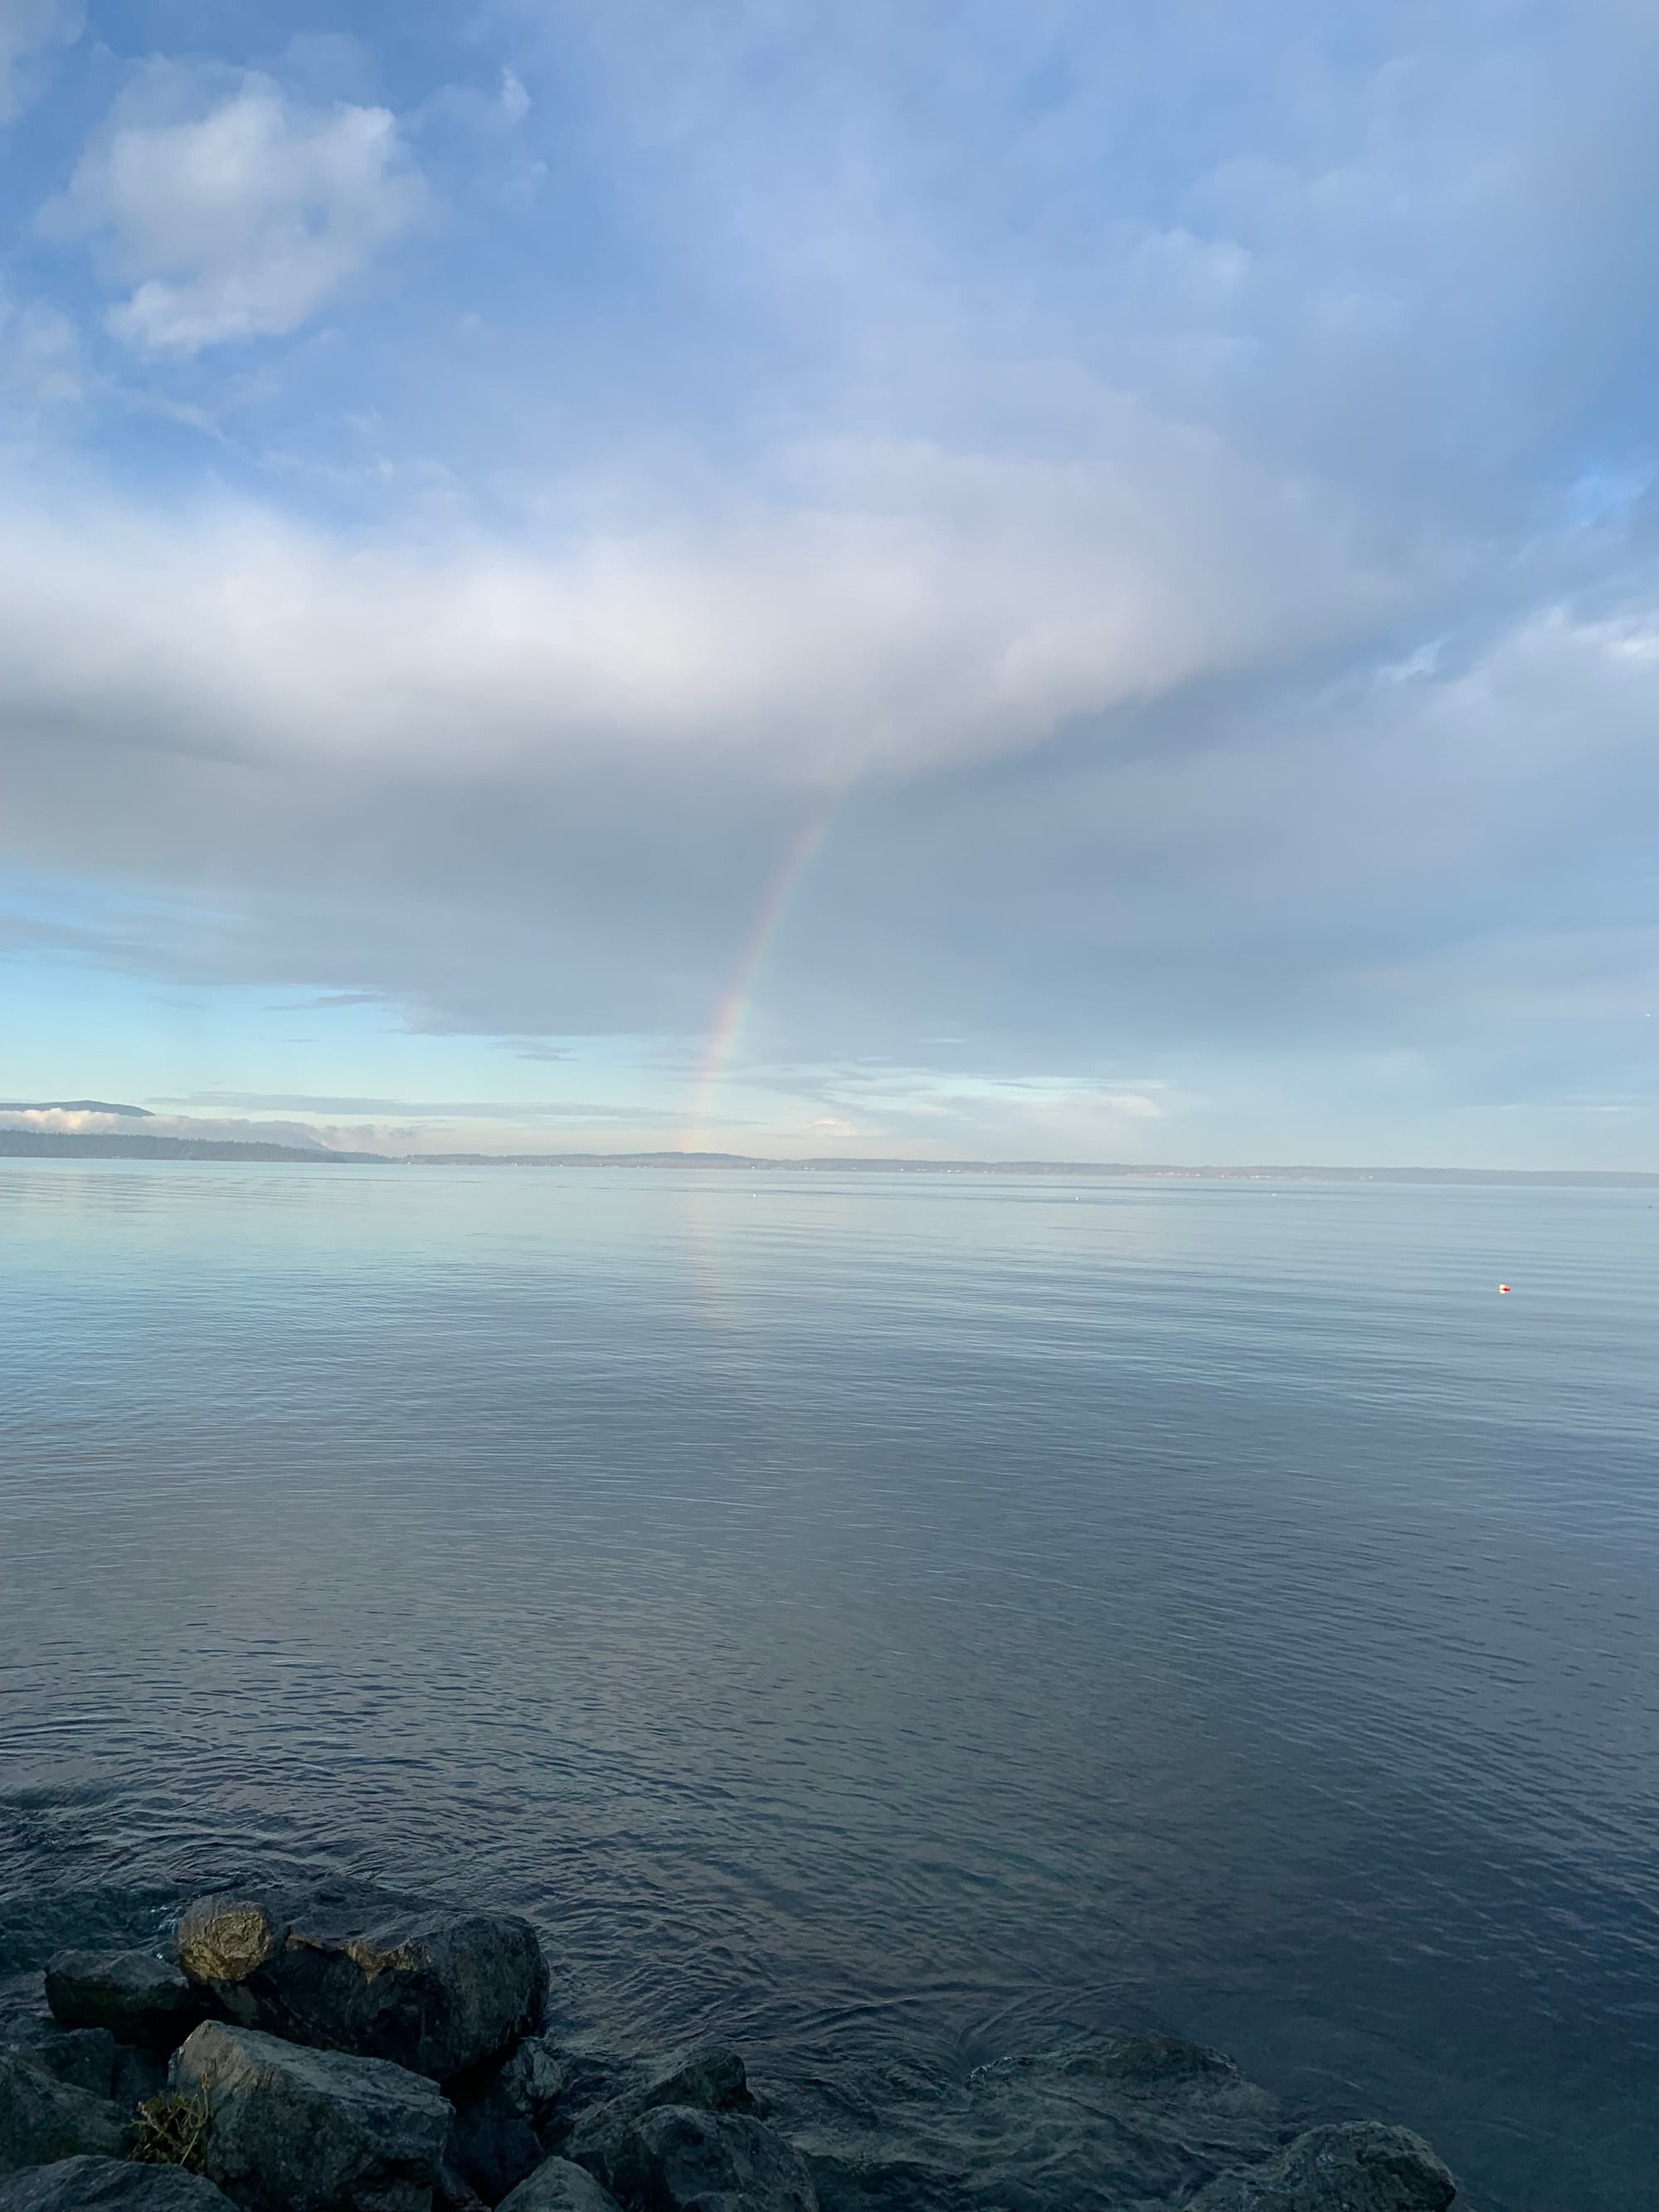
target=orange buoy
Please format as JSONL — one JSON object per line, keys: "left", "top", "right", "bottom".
{"left": 1498, "top": 1283, "right": 1511, "bottom": 1294}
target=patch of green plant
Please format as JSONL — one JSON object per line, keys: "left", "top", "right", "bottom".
{"left": 128, "top": 2087, "right": 212, "bottom": 2171}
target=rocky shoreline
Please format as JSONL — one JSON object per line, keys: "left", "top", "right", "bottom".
{"left": 0, "top": 1882, "right": 1457, "bottom": 2212}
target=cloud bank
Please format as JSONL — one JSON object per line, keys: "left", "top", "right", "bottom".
{"left": 0, "top": 0, "right": 1656, "bottom": 1162}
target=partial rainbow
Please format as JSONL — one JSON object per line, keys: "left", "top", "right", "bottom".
{"left": 683, "top": 805, "right": 838, "bottom": 1150}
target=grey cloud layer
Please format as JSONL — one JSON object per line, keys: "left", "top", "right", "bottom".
{"left": 1, "top": 0, "right": 1657, "bottom": 1155}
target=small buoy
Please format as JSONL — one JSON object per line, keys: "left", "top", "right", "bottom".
{"left": 1498, "top": 1283, "right": 1511, "bottom": 1294}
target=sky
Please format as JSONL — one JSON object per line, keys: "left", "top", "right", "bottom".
{"left": 0, "top": 0, "right": 1657, "bottom": 1164}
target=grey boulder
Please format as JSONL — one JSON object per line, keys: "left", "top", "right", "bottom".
{"left": 175, "top": 1884, "right": 547, "bottom": 2082}
{"left": 46, "top": 1957, "right": 201, "bottom": 2053}
{"left": 0, "top": 2054, "right": 127, "bottom": 2177}
{"left": 498, "top": 2045, "right": 637, "bottom": 2157}
{"left": 567, "top": 2046, "right": 755, "bottom": 2186}
{"left": 0, "top": 2159, "right": 236, "bottom": 2212}
{"left": 445, "top": 2073, "right": 547, "bottom": 2205}
{"left": 170, "top": 2020, "right": 450, "bottom": 2212}
{"left": 13, "top": 2032, "right": 163, "bottom": 2130}
{"left": 445, "top": 2035, "right": 721, "bottom": 2204}
{"left": 12, "top": 2033, "right": 116, "bottom": 2103}
{"left": 1191, "top": 2123, "right": 1457, "bottom": 2212}
{"left": 499, "top": 2158, "right": 622, "bottom": 2212}
{"left": 605, "top": 2108, "right": 816, "bottom": 2212}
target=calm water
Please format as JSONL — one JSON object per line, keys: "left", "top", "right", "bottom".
{"left": 1, "top": 1163, "right": 1656, "bottom": 2209}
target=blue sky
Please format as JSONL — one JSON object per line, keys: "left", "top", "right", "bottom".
{"left": 1, "top": 0, "right": 1657, "bottom": 1161}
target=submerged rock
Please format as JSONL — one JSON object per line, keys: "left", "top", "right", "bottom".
{"left": 46, "top": 1955, "right": 202, "bottom": 2050}
{"left": 499, "top": 2157, "right": 623, "bottom": 2212}
{"left": 0, "top": 2053, "right": 127, "bottom": 2177}
{"left": 0, "top": 2158, "right": 236, "bottom": 2212}
{"left": 606, "top": 2109, "right": 817, "bottom": 2212}
{"left": 1191, "top": 2122, "right": 1457, "bottom": 2212}
{"left": 173, "top": 1884, "right": 547, "bottom": 2083}
{"left": 801, "top": 2032, "right": 1288, "bottom": 2212}
{"left": 170, "top": 2019, "right": 451, "bottom": 2212}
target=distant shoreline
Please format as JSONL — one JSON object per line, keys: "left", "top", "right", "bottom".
{"left": 0, "top": 1130, "right": 1654, "bottom": 1186}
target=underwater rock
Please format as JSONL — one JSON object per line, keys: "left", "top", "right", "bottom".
{"left": 800, "top": 2032, "right": 1289, "bottom": 2212}
{"left": 1190, "top": 2122, "right": 1457, "bottom": 2212}
{"left": 169, "top": 2020, "right": 450, "bottom": 2212}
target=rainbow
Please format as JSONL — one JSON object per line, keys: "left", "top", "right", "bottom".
{"left": 683, "top": 805, "right": 838, "bottom": 1150}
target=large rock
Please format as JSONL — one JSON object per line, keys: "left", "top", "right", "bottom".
{"left": 0, "top": 2159, "right": 236, "bottom": 2212}
{"left": 0, "top": 2053, "right": 127, "bottom": 2176}
{"left": 567, "top": 2046, "right": 755, "bottom": 2187}
{"left": 11, "top": 2022, "right": 171, "bottom": 2121}
{"left": 499, "top": 2159, "right": 621, "bottom": 2212}
{"left": 174, "top": 1885, "right": 547, "bottom": 2083}
{"left": 496, "top": 2041, "right": 582, "bottom": 2146}
{"left": 605, "top": 2109, "right": 816, "bottom": 2212}
{"left": 1190, "top": 2123, "right": 1457, "bottom": 2212}
{"left": 170, "top": 2020, "right": 451, "bottom": 2212}
{"left": 12, "top": 2031, "right": 117, "bottom": 2102}
{"left": 46, "top": 1954, "right": 202, "bottom": 2050}
{"left": 444, "top": 2035, "right": 723, "bottom": 2205}
{"left": 498, "top": 2045, "right": 636, "bottom": 2157}
{"left": 445, "top": 2073, "right": 547, "bottom": 2205}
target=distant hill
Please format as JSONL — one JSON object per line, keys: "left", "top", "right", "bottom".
{"left": 0, "top": 1131, "right": 385, "bottom": 1163}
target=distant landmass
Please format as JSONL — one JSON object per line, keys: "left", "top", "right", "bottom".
{"left": 406, "top": 1152, "right": 1659, "bottom": 1185}
{"left": 0, "top": 1118, "right": 1654, "bottom": 1184}
{"left": 0, "top": 1130, "right": 386, "bottom": 1163}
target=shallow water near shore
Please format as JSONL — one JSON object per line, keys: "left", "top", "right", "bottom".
{"left": 1, "top": 1162, "right": 1656, "bottom": 2210}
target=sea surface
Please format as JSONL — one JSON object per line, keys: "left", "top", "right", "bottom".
{"left": 1, "top": 1162, "right": 1656, "bottom": 2210}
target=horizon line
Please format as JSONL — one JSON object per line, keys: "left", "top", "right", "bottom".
{"left": 0, "top": 1131, "right": 1655, "bottom": 1184}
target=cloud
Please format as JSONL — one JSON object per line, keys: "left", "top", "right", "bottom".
{"left": 0, "top": 0, "right": 78, "bottom": 124}
{"left": 45, "top": 64, "right": 423, "bottom": 352}
{"left": 157, "top": 1092, "right": 622, "bottom": 1118}
{"left": 0, "top": 412, "right": 1395, "bottom": 786}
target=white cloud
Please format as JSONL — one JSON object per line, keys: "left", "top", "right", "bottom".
{"left": 0, "top": 412, "right": 1399, "bottom": 786}
{"left": 0, "top": 0, "right": 78, "bottom": 124}
{"left": 46, "top": 65, "right": 423, "bottom": 352}
{"left": 763, "top": 1067, "right": 1175, "bottom": 1156}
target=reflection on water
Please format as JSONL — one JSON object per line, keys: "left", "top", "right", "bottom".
{"left": 1, "top": 1163, "right": 1656, "bottom": 2211}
